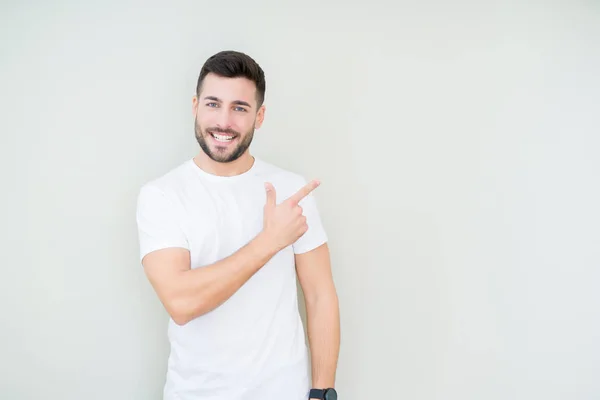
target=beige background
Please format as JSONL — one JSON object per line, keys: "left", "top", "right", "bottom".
{"left": 1, "top": 1, "right": 599, "bottom": 399}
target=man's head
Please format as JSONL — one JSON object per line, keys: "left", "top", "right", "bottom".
{"left": 193, "top": 50, "right": 266, "bottom": 163}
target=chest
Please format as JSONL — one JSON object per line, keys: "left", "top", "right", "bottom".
{"left": 179, "top": 182, "right": 267, "bottom": 269}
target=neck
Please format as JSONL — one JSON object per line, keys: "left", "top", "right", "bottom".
{"left": 193, "top": 151, "right": 255, "bottom": 177}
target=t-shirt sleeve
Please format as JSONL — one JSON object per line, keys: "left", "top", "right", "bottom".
{"left": 136, "top": 184, "right": 189, "bottom": 263}
{"left": 292, "top": 178, "right": 328, "bottom": 254}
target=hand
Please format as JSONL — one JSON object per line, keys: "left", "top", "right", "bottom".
{"left": 261, "top": 179, "right": 320, "bottom": 253}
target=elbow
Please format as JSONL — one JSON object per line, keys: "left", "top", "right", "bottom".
{"left": 171, "top": 311, "right": 192, "bottom": 326}
{"left": 166, "top": 295, "right": 207, "bottom": 326}
{"left": 305, "top": 289, "right": 339, "bottom": 309}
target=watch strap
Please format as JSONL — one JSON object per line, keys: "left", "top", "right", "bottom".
{"left": 309, "top": 388, "right": 325, "bottom": 399}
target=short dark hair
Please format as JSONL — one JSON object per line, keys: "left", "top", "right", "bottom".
{"left": 196, "top": 50, "right": 266, "bottom": 107}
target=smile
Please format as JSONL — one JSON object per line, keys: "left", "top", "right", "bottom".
{"left": 210, "top": 132, "right": 237, "bottom": 143}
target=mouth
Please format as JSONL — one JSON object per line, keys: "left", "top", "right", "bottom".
{"left": 209, "top": 131, "right": 237, "bottom": 144}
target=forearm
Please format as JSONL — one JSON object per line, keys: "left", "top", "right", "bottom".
{"left": 306, "top": 293, "right": 340, "bottom": 389}
{"left": 169, "top": 232, "right": 277, "bottom": 324}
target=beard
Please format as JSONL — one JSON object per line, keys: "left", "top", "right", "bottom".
{"left": 194, "top": 116, "right": 255, "bottom": 163}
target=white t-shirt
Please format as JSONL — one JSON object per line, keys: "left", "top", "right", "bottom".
{"left": 135, "top": 157, "right": 328, "bottom": 400}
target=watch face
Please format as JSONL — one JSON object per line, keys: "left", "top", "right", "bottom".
{"left": 324, "top": 388, "right": 338, "bottom": 400}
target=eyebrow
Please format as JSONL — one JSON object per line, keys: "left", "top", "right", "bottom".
{"left": 203, "top": 96, "right": 252, "bottom": 108}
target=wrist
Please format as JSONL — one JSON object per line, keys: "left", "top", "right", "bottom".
{"left": 309, "top": 387, "right": 337, "bottom": 400}
{"left": 254, "top": 230, "right": 281, "bottom": 258}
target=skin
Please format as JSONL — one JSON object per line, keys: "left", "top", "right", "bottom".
{"left": 142, "top": 72, "right": 340, "bottom": 398}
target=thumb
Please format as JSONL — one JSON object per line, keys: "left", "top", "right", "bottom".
{"left": 264, "top": 182, "right": 276, "bottom": 209}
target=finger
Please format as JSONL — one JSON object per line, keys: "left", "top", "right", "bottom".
{"left": 289, "top": 179, "right": 320, "bottom": 204}
{"left": 300, "top": 217, "right": 308, "bottom": 234}
{"left": 264, "top": 182, "right": 276, "bottom": 209}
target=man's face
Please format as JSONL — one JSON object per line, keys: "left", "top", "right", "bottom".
{"left": 193, "top": 73, "right": 265, "bottom": 163}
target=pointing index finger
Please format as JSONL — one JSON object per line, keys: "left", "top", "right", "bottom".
{"left": 289, "top": 179, "right": 320, "bottom": 204}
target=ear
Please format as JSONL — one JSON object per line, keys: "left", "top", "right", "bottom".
{"left": 255, "top": 105, "right": 266, "bottom": 129}
{"left": 192, "top": 95, "right": 199, "bottom": 116}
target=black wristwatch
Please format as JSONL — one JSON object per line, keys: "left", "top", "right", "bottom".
{"left": 309, "top": 388, "right": 338, "bottom": 400}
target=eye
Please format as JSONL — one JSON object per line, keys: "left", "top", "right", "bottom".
{"left": 234, "top": 106, "right": 247, "bottom": 112}
{"left": 206, "top": 102, "right": 218, "bottom": 108}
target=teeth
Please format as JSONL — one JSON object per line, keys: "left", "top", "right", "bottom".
{"left": 212, "top": 133, "right": 234, "bottom": 142}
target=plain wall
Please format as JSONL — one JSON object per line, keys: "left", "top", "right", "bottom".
{"left": 1, "top": 1, "right": 599, "bottom": 399}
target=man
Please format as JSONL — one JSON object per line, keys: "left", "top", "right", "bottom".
{"left": 136, "top": 50, "right": 340, "bottom": 400}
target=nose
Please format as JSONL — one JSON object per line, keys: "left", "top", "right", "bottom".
{"left": 216, "top": 107, "right": 233, "bottom": 130}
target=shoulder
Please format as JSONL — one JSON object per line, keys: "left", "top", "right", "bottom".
{"left": 137, "top": 160, "right": 195, "bottom": 205}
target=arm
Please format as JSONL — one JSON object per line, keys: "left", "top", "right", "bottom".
{"left": 142, "top": 232, "right": 277, "bottom": 325}
{"left": 296, "top": 243, "right": 340, "bottom": 393}
{"left": 138, "top": 180, "right": 320, "bottom": 326}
